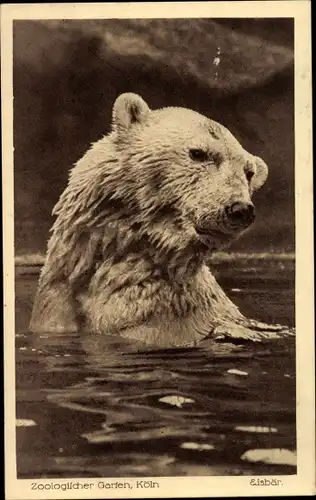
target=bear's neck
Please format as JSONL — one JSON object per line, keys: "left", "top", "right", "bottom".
{"left": 142, "top": 238, "right": 205, "bottom": 283}
{"left": 102, "top": 223, "right": 208, "bottom": 284}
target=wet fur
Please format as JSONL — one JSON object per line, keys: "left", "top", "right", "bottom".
{"left": 30, "top": 94, "right": 293, "bottom": 346}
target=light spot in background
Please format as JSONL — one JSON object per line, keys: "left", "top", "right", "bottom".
{"left": 227, "top": 368, "right": 248, "bottom": 376}
{"left": 181, "top": 442, "right": 215, "bottom": 451}
{"left": 16, "top": 419, "right": 36, "bottom": 427}
{"left": 159, "top": 395, "right": 195, "bottom": 408}
{"left": 213, "top": 46, "right": 221, "bottom": 80}
{"left": 241, "top": 448, "right": 296, "bottom": 466}
{"left": 235, "top": 425, "right": 278, "bottom": 433}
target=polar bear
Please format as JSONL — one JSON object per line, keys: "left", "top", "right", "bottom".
{"left": 30, "top": 93, "right": 294, "bottom": 346}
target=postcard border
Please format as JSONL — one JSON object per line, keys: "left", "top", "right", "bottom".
{"left": 2, "top": 2, "right": 315, "bottom": 499}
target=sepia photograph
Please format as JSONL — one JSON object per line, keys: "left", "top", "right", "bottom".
{"left": 2, "top": 2, "right": 314, "bottom": 499}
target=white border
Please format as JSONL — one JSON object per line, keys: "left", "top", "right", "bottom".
{"left": 2, "top": 2, "right": 315, "bottom": 499}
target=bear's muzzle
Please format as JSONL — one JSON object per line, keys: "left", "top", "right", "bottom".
{"left": 224, "top": 201, "right": 256, "bottom": 229}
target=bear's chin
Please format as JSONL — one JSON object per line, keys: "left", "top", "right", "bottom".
{"left": 195, "top": 229, "right": 236, "bottom": 251}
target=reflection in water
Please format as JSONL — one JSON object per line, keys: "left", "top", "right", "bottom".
{"left": 15, "top": 259, "right": 296, "bottom": 477}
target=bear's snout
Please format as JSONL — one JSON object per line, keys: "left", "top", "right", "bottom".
{"left": 224, "top": 201, "right": 255, "bottom": 229}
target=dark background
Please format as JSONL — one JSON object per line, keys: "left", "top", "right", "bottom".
{"left": 13, "top": 18, "right": 294, "bottom": 256}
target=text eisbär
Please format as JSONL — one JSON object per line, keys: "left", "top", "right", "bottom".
{"left": 250, "top": 478, "right": 283, "bottom": 486}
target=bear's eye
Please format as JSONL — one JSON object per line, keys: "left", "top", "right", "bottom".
{"left": 246, "top": 170, "right": 254, "bottom": 182}
{"left": 189, "top": 149, "right": 208, "bottom": 162}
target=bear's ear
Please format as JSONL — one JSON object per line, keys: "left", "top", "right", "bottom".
{"left": 112, "top": 93, "right": 150, "bottom": 133}
{"left": 251, "top": 156, "right": 268, "bottom": 192}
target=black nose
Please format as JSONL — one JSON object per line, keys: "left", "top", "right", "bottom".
{"left": 225, "top": 202, "right": 255, "bottom": 226}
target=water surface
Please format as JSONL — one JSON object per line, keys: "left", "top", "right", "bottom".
{"left": 15, "top": 258, "right": 295, "bottom": 478}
